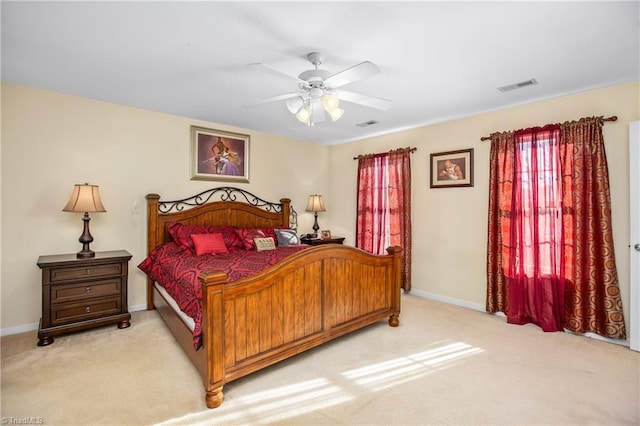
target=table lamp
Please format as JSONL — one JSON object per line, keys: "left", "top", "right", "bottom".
{"left": 63, "top": 183, "right": 106, "bottom": 258}
{"left": 305, "top": 194, "right": 326, "bottom": 234}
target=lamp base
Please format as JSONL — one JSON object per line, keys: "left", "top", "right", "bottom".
{"left": 312, "top": 212, "right": 320, "bottom": 233}
{"left": 76, "top": 212, "right": 95, "bottom": 259}
{"left": 76, "top": 249, "right": 96, "bottom": 259}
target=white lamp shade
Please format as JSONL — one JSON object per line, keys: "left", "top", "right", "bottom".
{"left": 63, "top": 183, "right": 106, "bottom": 213}
{"left": 305, "top": 194, "right": 326, "bottom": 212}
{"left": 328, "top": 107, "right": 345, "bottom": 122}
{"left": 322, "top": 94, "right": 340, "bottom": 111}
{"left": 286, "top": 96, "right": 304, "bottom": 114}
{"left": 296, "top": 106, "right": 311, "bottom": 124}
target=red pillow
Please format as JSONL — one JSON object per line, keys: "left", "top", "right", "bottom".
{"left": 260, "top": 227, "right": 278, "bottom": 244}
{"left": 211, "top": 226, "right": 245, "bottom": 250}
{"left": 191, "top": 233, "right": 228, "bottom": 256}
{"left": 235, "top": 228, "right": 266, "bottom": 250}
{"left": 167, "top": 222, "right": 244, "bottom": 252}
{"left": 167, "top": 222, "right": 207, "bottom": 251}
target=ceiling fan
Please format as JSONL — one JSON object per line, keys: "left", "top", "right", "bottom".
{"left": 244, "top": 52, "right": 392, "bottom": 126}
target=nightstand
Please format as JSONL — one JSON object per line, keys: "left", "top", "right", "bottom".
{"left": 300, "top": 236, "right": 345, "bottom": 246}
{"left": 37, "top": 250, "right": 132, "bottom": 346}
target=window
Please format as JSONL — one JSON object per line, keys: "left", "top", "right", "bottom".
{"left": 355, "top": 148, "right": 413, "bottom": 291}
{"left": 510, "top": 130, "right": 563, "bottom": 278}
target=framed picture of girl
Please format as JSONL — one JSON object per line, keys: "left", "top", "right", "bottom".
{"left": 191, "top": 126, "right": 250, "bottom": 182}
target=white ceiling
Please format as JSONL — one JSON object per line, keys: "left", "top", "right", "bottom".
{"left": 2, "top": 1, "right": 638, "bottom": 145}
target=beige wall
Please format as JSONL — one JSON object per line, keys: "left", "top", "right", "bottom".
{"left": 330, "top": 81, "right": 639, "bottom": 338}
{"left": 2, "top": 81, "right": 638, "bottom": 339}
{"left": 1, "top": 83, "right": 330, "bottom": 332}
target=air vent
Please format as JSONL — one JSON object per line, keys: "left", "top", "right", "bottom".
{"left": 498, "top": 78, "right": 538, "bottom": 92}
{"left": 356, "top": 120, "right": 379, "bottom": 128}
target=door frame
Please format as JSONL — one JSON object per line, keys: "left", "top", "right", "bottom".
{"left": 630, "top": 121, "right": 639, "bottom": 352}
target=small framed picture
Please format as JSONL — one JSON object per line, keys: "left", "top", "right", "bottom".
{"left": 320, "top": 230, "right": 332, "bottom": 239}
{"left": 430, "top": 148, "right": 474, "bottom": 188}
{"left": 191, "top": 125, "right": 250, "bottom": 182}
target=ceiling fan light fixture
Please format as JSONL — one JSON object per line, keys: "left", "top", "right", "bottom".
{"left": 286, "top": 96, "right": 304, "bottom": 114}
{"left": 322, "top": 94, "right": 340, "bottom": 111}
{"left": 296, "top": 106, "right": 311, "bottom": 124}
{"left": 328, "top": 107, "right": 344, "bottom": 122}
{"left": 251, "top": 52, "right": 388, "bottom": 127}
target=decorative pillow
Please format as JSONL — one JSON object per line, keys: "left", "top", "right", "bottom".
{"left": 167, "top": 222, "right": 209, "bottom": 252}
{"left": 167, "top": 222, "right": 244, "bottom": 252}
{"left": 254, "top": 237, "right": 276, "bottom": 252}
{"left": 191, "top": 233, "right": 228, "bottom": 256}
{"left": 275, "top": 228, "right": 300, "bottom": 246}
{"left": 211, "top": 225, "right": 245, "bottom": 250}
{"left": 261, "top": 227, "right": 278, "bottom": 243}
{"left": 235, "top": 228, "right": 266, "bottom": 250}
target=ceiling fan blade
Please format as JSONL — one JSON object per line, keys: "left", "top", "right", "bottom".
{"left": 247, "top": 63, "right": 306, "bottom": 85}
{"left": 324, "top": 61, "right": 380, "bottom": 88}
{"left": 336, "top": 90, "right": 392, "bottom": 110}
{"left": 243, "top": 92, "right": 300, "bottom": 108}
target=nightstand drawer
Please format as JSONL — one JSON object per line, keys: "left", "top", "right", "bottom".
{"left": 51, "top": 279, "right": 122, "bottom": 303}
{"left": 51, "top": 296, "right": 122, "bottom": 326}
{"left": 50, "top": 262, "right": 122, "bottom": 282}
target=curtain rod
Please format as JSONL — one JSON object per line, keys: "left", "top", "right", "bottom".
{"left": 480, "top": 115, "right": 618, "bottom": 141}
{"left": 353, "top": 147, "right": 417, "bottom": 160}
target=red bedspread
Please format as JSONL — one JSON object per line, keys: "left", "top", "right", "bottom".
{"left": 138, "top": 242, "right": 308, "bottom": 349}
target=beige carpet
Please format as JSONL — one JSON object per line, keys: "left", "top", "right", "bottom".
{"left": 1, "top": 295, "right": 638, "bottom": 425}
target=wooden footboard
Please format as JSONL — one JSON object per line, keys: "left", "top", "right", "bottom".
{"left": 199, "top": 243, "right": 402, "bottom": 408}
{"left": 144, "top": 188, "right": 402, "bottom": 409}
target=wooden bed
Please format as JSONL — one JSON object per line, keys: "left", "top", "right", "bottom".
{"left": 144, "top": 187, "right": 402, "bottom": 409}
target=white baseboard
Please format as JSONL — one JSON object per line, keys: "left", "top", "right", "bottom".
{"left": 1, "top": 322, "right": 38, "bottom": 337}
{"left": 408, "top": 289, "right": 486, "bottom": 312}
{"left": 129, "top": 303, "right": 147, "bottom": 313}
{"left": 567, "top": 330, "right": 629, "bottom": 347}
{"left": 1, "top": 303, "right": 150, "bottom": 337}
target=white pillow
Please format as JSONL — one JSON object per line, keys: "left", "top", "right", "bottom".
{"left": 254, "top": 237, "right": 276, "bottom": 251}
{"left": 274, "top": 229, "right": 300, "bottom": 246}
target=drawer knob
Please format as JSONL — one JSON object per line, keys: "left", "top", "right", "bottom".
{"left": 85, "top": 269, "right": 92, "bottom": 275}
{"left": 84, "top": 287, "right": 91, "bottom": 293}
{"left": 85, "top": 306, "right": 91, "bottom": 313}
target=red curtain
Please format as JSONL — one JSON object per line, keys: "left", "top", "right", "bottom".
{"left": 486, "top": 131, "right": 513, "bottom": 315}
{"left": 356, "top": 154, "right": 388, "bottom": 256}
{"left": 486, "top": 116, "right": 626, "bottom": 339}
{"left": 389, "top": 148, "right": 412, "bottom": 291}
{"left": 507, "top": 125, "right": 566, "bottom": 331}
{"left": 560, "top": 118, "right": 626, "bottom": 338}
{"left": 356, "top": 148, "right": 412, "bottom": 291}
